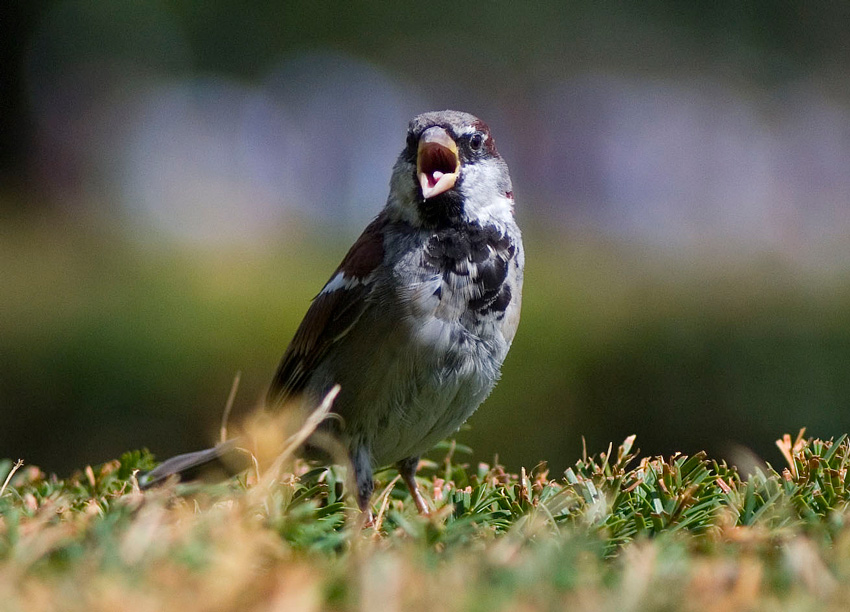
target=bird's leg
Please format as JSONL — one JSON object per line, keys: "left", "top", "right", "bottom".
{"left": 397, "top": 456, "right": 430, "bottom": 515}
{"left": 351, "top": 445, "right": 375, "bottom": 525}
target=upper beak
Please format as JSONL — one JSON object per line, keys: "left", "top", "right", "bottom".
{"left": 417, "top": 126, "right": 460, "bottom": 199}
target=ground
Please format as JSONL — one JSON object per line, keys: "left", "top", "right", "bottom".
{"left": 2, "top": 430, "right": 850, "bottom": 611}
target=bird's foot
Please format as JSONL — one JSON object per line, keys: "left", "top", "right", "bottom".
{"left": 359, "top": 509, "right": 375, "bottom": 529}
{"left": 410, "top": 486, "right": 430, "bottom": 516}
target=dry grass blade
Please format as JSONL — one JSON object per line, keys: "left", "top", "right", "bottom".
{"left": 220, "top": 371, "right": 241, "bottom": 445}
{"left": 373, "top": 474, "right": 401, "bottom": 533}
{"left": 776, "top": 433, "right": 797, "bottom": 478}
{"left": 264, "top": 385, "right": 341, "bottom": 482}
{"left": 776, "top": 428, "right": 807, "bottom": 478}
{"left": 0, "top": 459, "right": 24, "bottom": 497}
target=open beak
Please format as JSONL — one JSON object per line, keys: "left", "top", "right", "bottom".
{"left": 417, "top": 126, "right": 460, "bottom": 199}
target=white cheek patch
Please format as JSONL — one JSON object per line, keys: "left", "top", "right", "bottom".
{"left": 460, "top": 163, "right": 513, "bottom": 225}
{"left": 320, "top": 272, "right": 361, "bottom": 295}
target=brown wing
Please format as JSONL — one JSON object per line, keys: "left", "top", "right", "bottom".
{"left": 266, "top": 213, "right": 388, "bottom": 406}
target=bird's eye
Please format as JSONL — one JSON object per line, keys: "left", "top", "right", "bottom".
{"left": 469, "top": 132, "right": 484, "bottom": 151}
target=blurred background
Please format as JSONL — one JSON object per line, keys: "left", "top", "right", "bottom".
{"left": 3, "top": 1, "right": 850, "bottom": 476}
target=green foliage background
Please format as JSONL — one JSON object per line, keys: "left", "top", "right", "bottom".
{"left": 4, "top": 217, "right": 850, "bottom": 474}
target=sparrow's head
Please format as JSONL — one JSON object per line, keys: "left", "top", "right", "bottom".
{"left": 387, "top": 110, "right": 514, "bottom": 228}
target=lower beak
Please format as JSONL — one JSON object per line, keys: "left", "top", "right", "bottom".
{"left": 417, "top": 127, "right": 460, "bottom": 199}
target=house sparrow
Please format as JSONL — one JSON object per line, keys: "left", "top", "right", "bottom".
{"left": 140, "top": 110, "right": 524, "bottom": 517}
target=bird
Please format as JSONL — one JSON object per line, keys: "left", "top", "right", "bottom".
{"left": 140, "top": 110, "right": 524, "bottom": 518}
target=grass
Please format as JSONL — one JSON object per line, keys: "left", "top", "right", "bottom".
{"left": 3, "top": 430, "right": 850, "bottom": 610}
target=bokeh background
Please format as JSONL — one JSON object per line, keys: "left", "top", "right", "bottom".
{"left": 4, "top": 1, "right": 850, "bottom": 476}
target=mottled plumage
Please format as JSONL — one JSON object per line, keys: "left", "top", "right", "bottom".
{"left": 141, "top": 110, "right": 523, "bottom": 517}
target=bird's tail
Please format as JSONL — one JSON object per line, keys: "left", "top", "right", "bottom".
{"left": 138, "top": 386, "right": 341, "bottom": 489}
{"left": 137, "top": 439, "right": 250, "bottom": 489}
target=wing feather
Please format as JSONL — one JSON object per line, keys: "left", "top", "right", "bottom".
{"left": 266, "top": 213, "right": 388, "bottom": 406}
